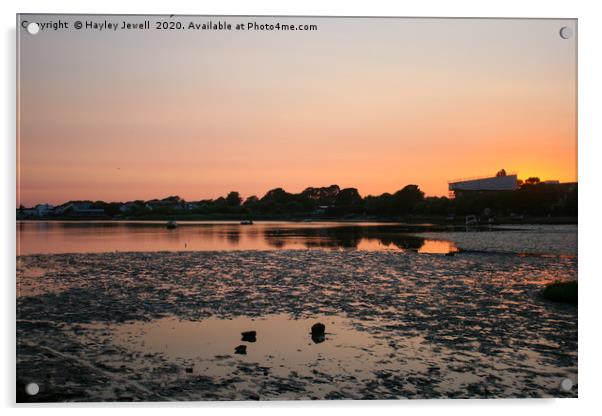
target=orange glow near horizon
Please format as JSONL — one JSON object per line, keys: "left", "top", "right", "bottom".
{"left": 17, "top": 16, "right": 576, "bottom": 206}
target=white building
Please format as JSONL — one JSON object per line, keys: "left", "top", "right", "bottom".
{"left": 449, "top": 170, "right": 518, "bottom": 196}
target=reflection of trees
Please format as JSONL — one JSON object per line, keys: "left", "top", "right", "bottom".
{"left": 374, "top": 234, "right": 424, "bottom": 251}
{"left": 265, "top": 238, "right": 286, "bottom": 248}
{"left": 225, "top": 231, "right": 240, "bottom": 245}
{"left": 262, "top": 226, "right": 427, "bottom": 251}
{"left": 21, "top": 221, "right": 436, "bottom": 252}
{"left": 263, "top": 227, "right": 361, "bottom": 249}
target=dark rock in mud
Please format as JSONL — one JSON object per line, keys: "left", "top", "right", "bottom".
{"left": 311, "top": 323, "right": 325, "bottom": 335}
{"left": 542, "top": 280, "right": 577, "bottom": 304}
{"left": 311, "top": 323, "right": 326, "bottom": 343}
{"left": 234, "top": 345, "right": 247, "bottom": 355}
{"left": 241, "top": 331, "right": 256, "bottom": 342}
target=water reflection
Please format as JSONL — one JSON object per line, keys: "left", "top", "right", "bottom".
{"left": 17, "top": 221, "right": 458, "bottom": 255}
{"left": 82, "top": 315, "right": 385, "bottom": 380}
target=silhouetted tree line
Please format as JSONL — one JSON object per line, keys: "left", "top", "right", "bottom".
{"left": 67, "top": 181, "right": 575, "bottom": 219}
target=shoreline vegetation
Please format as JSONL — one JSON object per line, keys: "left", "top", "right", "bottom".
{"left": 17, "top": 181, "right": 577, "bottom": 224}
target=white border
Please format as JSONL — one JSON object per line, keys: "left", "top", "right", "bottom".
{"left": 2, "top": 1, "right": 601, "bottom": 415}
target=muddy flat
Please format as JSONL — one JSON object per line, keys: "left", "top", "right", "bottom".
{"left": 17, "top": 245, "right": 577, "bottom": 401}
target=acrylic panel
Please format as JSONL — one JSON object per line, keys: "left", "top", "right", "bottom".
{"left": 16, "top": 14, "right": 577, "bottom": 402}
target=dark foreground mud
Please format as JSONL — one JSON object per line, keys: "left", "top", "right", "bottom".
{"left": 17, "top": 250, "right": 577, "bottom": 401}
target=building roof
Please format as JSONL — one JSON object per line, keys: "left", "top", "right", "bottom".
{"left": 449, "top": 174, "right": 518, "bottom": 192}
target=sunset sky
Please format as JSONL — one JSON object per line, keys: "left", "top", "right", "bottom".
{"left": 17, "top": 16, "right": 577, "bottom": 206}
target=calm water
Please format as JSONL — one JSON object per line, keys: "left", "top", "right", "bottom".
{"left": 17, "top": 221, "right": 459, "bottom": 255}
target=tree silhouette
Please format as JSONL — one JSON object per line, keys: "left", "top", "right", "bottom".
{"left": 525, "top": 177, "right": 541, "bottom": 185}
{"left": 226, "top": 191, "right": 242, "bottom": 207}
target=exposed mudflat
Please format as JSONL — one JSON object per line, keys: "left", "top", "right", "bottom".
{"left": 419, "top": 225, "right": 577, "bottom": 256}
{"left": 16, "top": 248, "right": 577, "bottom": 402}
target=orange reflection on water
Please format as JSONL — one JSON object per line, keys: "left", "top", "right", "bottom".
{"left": 355, "top": 239, "right": 397, "bottom": 251}
{"left": 418, "top": 240, "right": 459, "bottom": 254}
{"left": 17, "top": 221, "right": 458, "bottom": 255}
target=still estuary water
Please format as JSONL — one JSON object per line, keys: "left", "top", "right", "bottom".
{"left": 17, "top": 221, "right": 462, "bottom": 255}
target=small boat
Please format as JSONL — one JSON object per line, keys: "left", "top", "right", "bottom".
{"left": 166, "top": 220, "right": 178, "bottom": 229}
{"left": 240, "top": 220, "right": 253, "bottom": 225}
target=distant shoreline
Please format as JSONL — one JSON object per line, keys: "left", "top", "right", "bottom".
{"left": 16, "top": 215, "right": 578, "bottom": 225}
